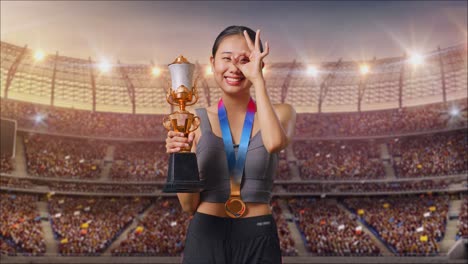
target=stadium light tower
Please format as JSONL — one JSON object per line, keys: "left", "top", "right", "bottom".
{"left": 307, "top": 65, "right": 319, "bottom": 77}
{"left": 34, "top": 50, "right": 45, "bottom": 61}
{"left": 409, "top": 53, "right": 424, "bottom": 66}
{"left": 99, "top": 61, "right": 111, "bottom": 73}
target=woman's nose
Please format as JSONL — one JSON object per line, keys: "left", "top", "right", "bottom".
{"left": 227, "top": 62, "right": 241, "bottom": 74}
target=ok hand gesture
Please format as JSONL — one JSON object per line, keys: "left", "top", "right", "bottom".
{"left": 233, "top": 29, "right": 270, "bottom": 84}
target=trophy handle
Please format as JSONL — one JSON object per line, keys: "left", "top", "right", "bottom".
{"left": 166, "top": 92, "right": 178, "bottom": 106}
{"left": 185, "top": 84, "right": 199, "bottom": 106}
{"left": 188, "top": 116, "right": 201, "bottom": 133}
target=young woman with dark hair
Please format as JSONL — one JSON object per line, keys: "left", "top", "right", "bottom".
{"left": 166, "top": 25, "right": 296, "bottom": 264}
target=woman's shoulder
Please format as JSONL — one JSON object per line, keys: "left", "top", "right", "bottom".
{"left": 273, "top": 103, "right": 295, "bottom": 111}
{"left": 272, "top": 103, "right": 296, "bottom": 121}
{"left": 203, "top": 105, "right": 218, "bottom": 116}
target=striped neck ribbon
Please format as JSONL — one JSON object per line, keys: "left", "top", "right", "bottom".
{"left": 218, "top": 97, "right": 256, "bottom": 185}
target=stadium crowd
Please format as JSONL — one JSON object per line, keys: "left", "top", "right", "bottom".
{"left": 49, "top": 196, "right": 151, "bottom": 255}
{"left": 456, "top": 196, "right": 468, "bottom": 240}
{"left": 295, "top": 141, "right": 385, "bottom": 180}
{"left": 110, "top": 142, "right": 167, "bottom": 181}
{"left": 24, "top": 134, "right": 106, "bottom": 179}
{"left": 389, "top": 131, "right": 467, "bottom": 178}
{"left": 0, "top": 177, "right": 33, "bottom": 189}
{"left": 343, "top": 195, "right": 449, "bottom": 256}
{"left": 276, "top": 160, "right": 292, "bottom": 180}
{"left": 332, "top": 180, "right": 449, "bottom": 193}
{"left": 282, "top": 180, "right": 449, "bottom": 194}
{"left": 295, "top": 99, "right": 467, "bottom": 137}
{"left": 288, "top": 198, "right": 381, "bottom": 256}
{"left": 0, "top": 155, "right": 14, "bottom": 173}
{"left": 48, "top": 182, "right": 158, "bottom": 194}
{"left": 0, "top": 238, "right": 18, "bottom": 256}
{"left": 285, "top": 184, "right": 332, "bottom": 193}
{"left": 271, "top": 198, "right": 298, "bottom": 256}
{"left": 0, "top": 174, "right": 455, "bottom": 196}
{"left": 1, "top": 98, "right": 465, "bottom": 140}
{"left": 111, "top": 198, "right": 189, "bottom": 256}
{"left": 0, "top": 193, "right": 46, "bottom": 255}
{"left": 0, "top": 99, "right": 166, "bottom": 138}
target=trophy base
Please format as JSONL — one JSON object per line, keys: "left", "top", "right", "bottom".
{"left": 163, "top": 152, "right": 205, "bottom": 193}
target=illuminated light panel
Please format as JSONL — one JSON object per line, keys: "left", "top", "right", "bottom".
{"left": 99, "top": 61, "right": 111, "bottom": 73}
{"left": 409, "top": 53, "right": 424, "bottom": 66}
{"left": 360, "top": 64, "right": 370, "bottom": 75}
{"left": 205, "top": 66, "right": 212, "bottom": 75}
{"left": 34, "top": 50, "right": 45, "bottom": 61}
{"left": 307, "top": 65, "right": 318, "bottom": 77}
{"left": 450, "top": 107, "right": 460, "bottom": 117}
{"left": 151, "top": 67, "right": 161, "bottom": 76}
{"left": 34, "top": 114, "right": 44, "bottom": 123}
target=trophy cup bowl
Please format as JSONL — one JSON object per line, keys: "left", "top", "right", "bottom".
{"left": 162, "top": 55, "right": 205, "bottom": 193}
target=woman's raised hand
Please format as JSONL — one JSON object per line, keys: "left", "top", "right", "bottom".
{"left": 233, "top": 29, "right": 270, "bottom": 84}
{"left": 165, "top": 131, "right": 195, "bottom": 153}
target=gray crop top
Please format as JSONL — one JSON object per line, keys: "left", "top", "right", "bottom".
{"left": 194, "top": 108, "right": 278, "bottom": 204}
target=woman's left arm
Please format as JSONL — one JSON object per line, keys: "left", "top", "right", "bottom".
{"left": 254, "top": 79, "right": 296, "bottom": 153}
{"left": 235, "top": 29, "right": 296, "bottom": 153}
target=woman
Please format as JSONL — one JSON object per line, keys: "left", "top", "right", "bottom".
{"left": 166, "top": 25, "right": 296, "bottom": 264}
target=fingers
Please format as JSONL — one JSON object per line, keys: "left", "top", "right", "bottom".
{"left": 261, "top": 41, "right": 269, "bottom": 59}
{"left": 232, "top": 52, "right": 249, "bottom": 61}
{"left": 188, "top": 132, "right": 195, "bottom": 142}
{"left": 166, "top": 131, "right": 191, "bottom": 153}
{"left": 243, "top": 30, "right": 255, "bottom": 51}
{"left": 244, "top": 29, "right": 269, "bottom": 59}
{"left": 255, "top": 29, "right": 261, "bottom": 51}
{"left": 167, "top": 131, "right": 182, "bottom": 138}
{"left": 231, "top": 56, "right": 246, "bottom": 73}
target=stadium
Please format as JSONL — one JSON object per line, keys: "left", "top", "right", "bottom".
{"left": 1, "top": 1, "right": 467, "bottom": 264}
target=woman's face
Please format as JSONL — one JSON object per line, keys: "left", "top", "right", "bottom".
{"left": 210, "top": 34, "right": 252, "bottom": 95}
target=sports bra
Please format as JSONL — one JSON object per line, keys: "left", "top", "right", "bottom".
{"left": 194, "top": 108, "right": 278, "bottom": 204}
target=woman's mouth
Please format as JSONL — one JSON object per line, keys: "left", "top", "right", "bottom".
{"left": 224, "top": 76, "right": 244, "bottom": 86}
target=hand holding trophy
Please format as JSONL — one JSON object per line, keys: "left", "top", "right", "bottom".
{"left": 162, "top": 55, "right": 205, "bottom": 193}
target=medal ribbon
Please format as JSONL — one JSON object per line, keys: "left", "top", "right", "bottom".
{"left": 218, "top": 98, "right": 256, "bottom": 189}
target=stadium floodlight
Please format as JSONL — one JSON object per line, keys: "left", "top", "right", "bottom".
{"left": 151, "top": 67, "right": 161, "bottom": 76}
{"left": 450, "top": 107, "right": 460, "bottom": 117}
{"left": 359, "top": 64, "right": 370, "bottom": 75}
{"left": 99, "top": 61, "right": 111, "bottom": 73}
{"left": 34, "top": 114, "right": 44, "bottom": 123}
{"left": 307, "top": 65, "right": 319, "bottom": 77}
{"left": 34, "top": 50, "right": 45, "bottom": 61}
{"left": 409, "top": 53, "right": 424, "bottom": 66}
{"left": 205, "top": 65, "right": 212, "bottom": 76}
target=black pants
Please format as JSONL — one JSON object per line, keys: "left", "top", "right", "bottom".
{"left": 182, "top": 212, "right": 282, "bottom": 264}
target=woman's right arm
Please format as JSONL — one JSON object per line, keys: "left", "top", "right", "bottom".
{"left": 166, "top": 130, "right": 200, "bottom": 215}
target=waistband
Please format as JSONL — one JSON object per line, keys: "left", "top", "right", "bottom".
{"left": 188, "top": 212, "right": 277, "bottom": 241}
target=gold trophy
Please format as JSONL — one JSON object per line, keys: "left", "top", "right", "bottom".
{"left": 162, "top": 55, "right": 204, "bottom": 193}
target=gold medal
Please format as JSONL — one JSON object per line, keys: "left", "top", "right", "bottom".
{"left": 225, "top": 196, "right": 246, "bottom": 218}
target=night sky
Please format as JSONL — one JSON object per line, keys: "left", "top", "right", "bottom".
{"left": 1, "top": 1, "right": 466, "bottom": 65}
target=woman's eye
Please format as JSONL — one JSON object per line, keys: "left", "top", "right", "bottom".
{"left": 222, "top": 57, "right": 231, "bottom": 61}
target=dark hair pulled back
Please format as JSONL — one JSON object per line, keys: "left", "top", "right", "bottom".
{"left": 212, "top": 25, "right": 263, "bottom": 57}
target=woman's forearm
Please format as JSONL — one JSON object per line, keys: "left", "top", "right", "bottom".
{"left": 177, "top": 193, "right": 200, "bottom": 215}
{"left": 253, "top": 79, "right": 293, "bottom": 153}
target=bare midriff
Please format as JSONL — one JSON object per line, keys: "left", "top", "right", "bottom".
{"left": 196, "top": 201, "right": 271, "bottom": 218}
